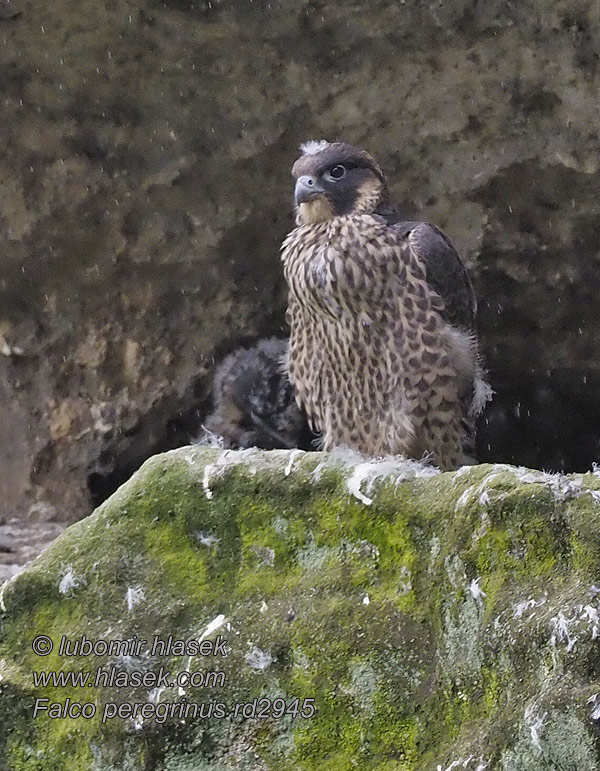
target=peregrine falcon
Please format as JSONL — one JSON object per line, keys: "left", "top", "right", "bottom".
{"left": 280, "top": 140, "right": 491, "bottom": 470}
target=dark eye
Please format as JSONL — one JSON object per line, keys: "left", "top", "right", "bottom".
{"left": 328, "top": 165, "right": 346, "bottom": 180}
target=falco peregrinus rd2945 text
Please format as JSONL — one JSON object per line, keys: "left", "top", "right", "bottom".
{"left": 280, "top": 140, "right": 491, "bottom": 470}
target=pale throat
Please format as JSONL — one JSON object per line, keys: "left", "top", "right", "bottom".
{"left": 295, "top": 197, "right": 334, "bottom": 225}
{"left": 295, "top": 179, "right": 384, "bottom": 225}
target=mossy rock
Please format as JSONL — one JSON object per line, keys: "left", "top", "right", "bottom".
{"left": 1, "top": 447, "right": 600, "bottom": 770}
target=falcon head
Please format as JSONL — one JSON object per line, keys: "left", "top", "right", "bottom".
{"left": 292, "top": 140, "right": 388, "bottom": 224}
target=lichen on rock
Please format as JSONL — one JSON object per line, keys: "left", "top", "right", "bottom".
{"left": 1, "top": 447, "right": 600, "bottom": 769}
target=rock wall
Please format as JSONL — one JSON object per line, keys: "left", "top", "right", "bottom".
{"left": 2, "top": 448, "right": 600, "bottom": 768}
{"left": 1, "top": 0, "right": 600, "bottom": 524}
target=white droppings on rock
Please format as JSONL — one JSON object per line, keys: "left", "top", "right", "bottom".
{"left": 472, "top": 510, "right": 491, "bottom": 544}
{"left": 126, "top": 586, "right": 145, "bottom": 611}
{"left": 58, "top": 566, "right": 85, "bottom": 596}
{"left": 550, "top": 611, "right": 578, "bottom": 651}
{"left": 345, "top": 455, "right": 438, "bottom": 506}
{"left": 509, "top": 466, "right": 600, "bottom": 505}
{"left": 308, "top": 447, "right": 438, "bottom": 501}
{"left": 0, "top": 571, "right": 20, "bottom": 612}
{"left": 455, "top": 471, "right": 508, "bottom": 513}
{"left": 194, "top": 531, "right": 220, "bottom": 548}
{"left": 469, "top": 578, "right": 487, "bottom": 608}
{"left": 284, "top": 449, "right": 304, "bottom": 476}
{"left": 581, "top": 604, "right": 600, "bottom": 639}
{"left": 309, "top": 446, "right": 364, "bottom": 484}
{"left": 245, "top": 645, "right": 273, "bottom": 671}
{"left": 524, "top": 704, "right": 546, "bottom": 752}
{"left": 451, "top": 463, "right": 496, "bottom": 485}
{"left": 455, "top": 486, "right": 475, "bottom": 512}
{"left": 202, "top": 461, "right": 217, "bottom": 499}
{"left": 199, "top": 613, "right": 226, "bottom": 641}
{"left": 173, "top": 617, "right": 227, "bottom": 694}
{"left": 201, "top": 448, "right": 263, "bottom": 499}
{"left": 588, "top": 694, "right": 600, "bottom": 720}
{"left": 544, "top": 601, "right": 600, "bottom": 651}
{"left": 437, "top": 758, "right": 488, "bottom": 771}
{"left": 451, "top": 465, "right": 474, "bottom": 484}
{"left": 347, "top": 469, "right": 380, "bottom": 505}
{"left": 148, "top": 685, "right": 166, "bottom": 705}
{"left": 510, "top": 467, "right": 555, "bottom": 485}
{"left": 131, "top": 713, "right": 145, "bottom": 731}
{"left": 513, "top": 595, "right": 547, "bottom": 619}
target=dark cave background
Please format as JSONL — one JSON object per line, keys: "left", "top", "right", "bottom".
{"left": 1, "top": 0, "right": 600, "bottom": 547}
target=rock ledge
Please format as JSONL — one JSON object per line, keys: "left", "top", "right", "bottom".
{"left": 1, "top": 447, "right": 600, "bottom": 770}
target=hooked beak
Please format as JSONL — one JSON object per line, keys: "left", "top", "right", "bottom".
{"left": 294, "top": 175, "right": 326, "bottom": 205}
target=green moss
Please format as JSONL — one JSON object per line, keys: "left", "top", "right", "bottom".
{"left": 1, "top": 449, "right": 600, "bottom": 769}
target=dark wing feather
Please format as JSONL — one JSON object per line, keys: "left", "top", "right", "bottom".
{"left": 373, "top": 199, "right": 406, "bottom": 225}
{"left": 381, "top": 218, "right": 488, "bottom": 446}
{"left": 381, "top": 217, "right": 477, "bottom": 331}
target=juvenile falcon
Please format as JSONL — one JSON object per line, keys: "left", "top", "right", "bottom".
{"left": 280, "top": 140, "right": 491, "bottom": 470}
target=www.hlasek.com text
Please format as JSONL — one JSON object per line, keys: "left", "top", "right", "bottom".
{"left": 33, "top": 664, "right": 226, "bottom": 690}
